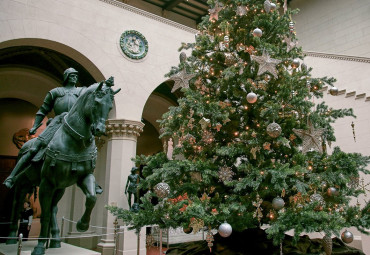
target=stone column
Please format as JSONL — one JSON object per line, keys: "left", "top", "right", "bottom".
{"left": 97, "top": 119, "right": 146, "bottom": 255}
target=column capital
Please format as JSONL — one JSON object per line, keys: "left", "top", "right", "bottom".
{"left": 106, "top": 119, "right": 145, "bottom": 141}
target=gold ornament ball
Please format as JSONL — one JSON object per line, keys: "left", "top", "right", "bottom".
{"left": 266, "top": 122, "right": 282, "bottom": 138}
{"left": 329, "top": 87, "right": 339, "bottom": 96}
{"left": 341, "top": 230, "right": 354, "bottom": 243}
{"left": 247, "top": 92, "right": 258, "bottom": 103}
{"left": 253, "top": 28, "right": 263, "bottom": 37}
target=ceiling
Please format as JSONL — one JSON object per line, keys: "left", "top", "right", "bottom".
{"left": 142, "top": 0, "right": 208, "bottom": 22}
{"left": 0, "top": 46, "right": 96, "bottom": 87}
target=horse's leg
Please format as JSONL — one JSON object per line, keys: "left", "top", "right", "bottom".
{"left": 76, "top": 174, "right": 97, "bottom": 232}
{"left": 7, "top": 185, "right": 29, "bottom": 244}
{"left": 31, "top": 179, "right": 55, "bottom": 255}
{"left": 49, "top": 188, "right": 65, "bottom": 248}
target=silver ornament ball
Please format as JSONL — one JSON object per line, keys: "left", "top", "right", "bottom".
{"left": 154, "top": 182, "right": 170, "bottom": 198}
{"left": 246, "top": 92, "right": 258, "bottom": 103}
{"left": 327, "top": 187, "right": 339, "bottom": 197}
{"left": 341, "top": 230, "right": 354, "bottom": 244}
{"left": 270, "top": 3, "right": 276, "bottom": 10}
{"left": 329, "top": 87, "right": 339, "bottom": 96}
{"left": 253, "top": 28, "right": 263, "bottom": 37}
{"left": 310, "top": 193, "right": 325, "bottom": 206}
{"left": 266, "top": 122, "right": 282, "bottom": 138}
{"left": 272, "top": 197, "right": 285, "bottom": 210}
{"left": 291, "top": 59, "right": 300, "bottom": 68}
{"left": 218, "top": 222, "right": 232, "bottom": 238}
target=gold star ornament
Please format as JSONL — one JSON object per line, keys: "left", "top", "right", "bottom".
{"left": 170, "top": 69, "right": 195, "bottom": 93}
{"left": 292, "top": 121, "right": 326, "bottom": 154}
{"left": 251, "top": 50, "right": 281, "bottom": 79}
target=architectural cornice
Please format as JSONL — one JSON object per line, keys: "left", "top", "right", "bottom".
{"left": 99, "top": 0, "right": 198, "bottom": 34}
{"left": 321, "top": 86, "right": 370, "bottom": 102}
{"left": 106, "top": 119, "right": 145, "bottom": 140}
{"left": 304, "top": 51, "right": 370, "bottom": 64}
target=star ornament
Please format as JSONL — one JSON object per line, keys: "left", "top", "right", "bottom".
{"left": 170, "top": 69, "right": 195, "bottom": 93}
{"left": 251, "top": 50, "right": 281, "bottom": 79}
{"left": 292, "top": 121, "right": 326, "bottom": 154}
{"left": 283, "top": 36, "right": 297, "bottom": 52}
{"left": 209, "top": 2, "right": 223, "bottom": 21}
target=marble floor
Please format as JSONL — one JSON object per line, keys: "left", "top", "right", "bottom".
{"left": 0, "top": 241, "right": 100, "bottom": 255}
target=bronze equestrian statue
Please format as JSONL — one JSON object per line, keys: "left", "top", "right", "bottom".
{"left": 4, "top": 68, "right": 101, "bottom": 194}
{"left": 4, "top": 69, "right": 120, "bottom": 255}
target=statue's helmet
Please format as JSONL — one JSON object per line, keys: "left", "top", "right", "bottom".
{"left": 63, "top": 67, "right": 78, "bottom": 85}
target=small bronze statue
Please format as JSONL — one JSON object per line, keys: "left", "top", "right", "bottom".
{"left": 125, "top": 167, "right": 140, "bottom": 209}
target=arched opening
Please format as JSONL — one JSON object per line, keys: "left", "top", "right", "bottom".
{"left": 138, "top": 80, "right": 180, "bottom": 157}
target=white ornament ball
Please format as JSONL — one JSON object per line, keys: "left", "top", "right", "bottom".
{"left": 154, "top": 182, "right": 170, "bottom": 198}
{"left": 270, "top": 3, "right": 276, "bottom": 10}
{"left": 266, "top": 122, "right": 282, "bottom": 138}
{"left": 253, "top": 28, "right": 263, "bottom": 37}
{"left": 327, "top": 187, "right": 339, "bottom": 197}
{"left": 246, "top": 92, "right": 258, "bottom": 103}
{"left": 341, "top": 230, "right": 354, "bottom": 243}
{"left": 272, "top": 197, "right": 285, "bottom": 210}
{"left": 224, "top": 35, "right": 230, "bottom": 43}
{"left": 329, "top": 87, "right": 339, "bottom": 96}
{"left": 218, "top": 222, "right": 232, "bottom": 238}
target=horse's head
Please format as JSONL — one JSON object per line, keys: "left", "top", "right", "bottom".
{"left": 90, "top": 77, "right": 120, "bottom": 136}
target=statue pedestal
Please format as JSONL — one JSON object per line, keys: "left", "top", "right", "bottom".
{"left": 65, "top": 231, "right": 98, "bottom": 250}
{"left": 0, "top": 241, "right": 100, "bottom": 255}
{"left": 97, "top": 227, "right": 146, "bottom": 255}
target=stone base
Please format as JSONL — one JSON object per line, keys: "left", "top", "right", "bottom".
{"left": 65, "top": 231, "right": 99, "bottom": 250}
{"left": 0, "top": 241, "right": 100, "bottom": 255}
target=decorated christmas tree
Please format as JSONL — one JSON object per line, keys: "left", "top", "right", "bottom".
{"left": 109, "top": 0, "right": 369, "bottom": 253}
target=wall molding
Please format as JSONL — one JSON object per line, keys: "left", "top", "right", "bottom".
{"left": 321, "top": 86, "right": 370, "bottom": 102}
{"left": 99, "top": 0, "right": 198, "bottom": 34}
{"left": 304, "top": 51, "right": 370, "bottom": 64}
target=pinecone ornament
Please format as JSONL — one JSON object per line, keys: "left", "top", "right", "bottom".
{"left": 322, "top": 235, "right": 332, "bottom": 255}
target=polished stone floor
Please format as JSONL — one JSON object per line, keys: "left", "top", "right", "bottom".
{"left": 0, "top": 241, "right": 100, "bottom": 255}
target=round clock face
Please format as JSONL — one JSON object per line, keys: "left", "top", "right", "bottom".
{"left": 120, "top": 30, "right": 148, "bottom": 60}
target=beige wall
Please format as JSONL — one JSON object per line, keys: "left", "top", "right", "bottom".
{"left": 0, "top": 0, "right": 196, "bottom": 122}
{"left": 291, "top": 0, "right": 370, "bottom": 58}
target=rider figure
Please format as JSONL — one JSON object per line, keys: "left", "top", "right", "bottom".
{"left": 125, "top": 167, "right": 140, "bottom": 209}
{"left": 3, "top": 68, "right": 103, "bottom": 194}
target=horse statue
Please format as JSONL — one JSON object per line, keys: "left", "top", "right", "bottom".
{"left": 6, "top": 78, "right": 120, "bottom": 255}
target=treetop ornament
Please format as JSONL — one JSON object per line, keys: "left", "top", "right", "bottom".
{"left": 292, "top": 120, "right": 326, "bottom": 154}
{"left": 251, "top": 50, "right": 281, "bottom": 79}
{"left": 208, "top": 1, "right": 223, "bottom": 21}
